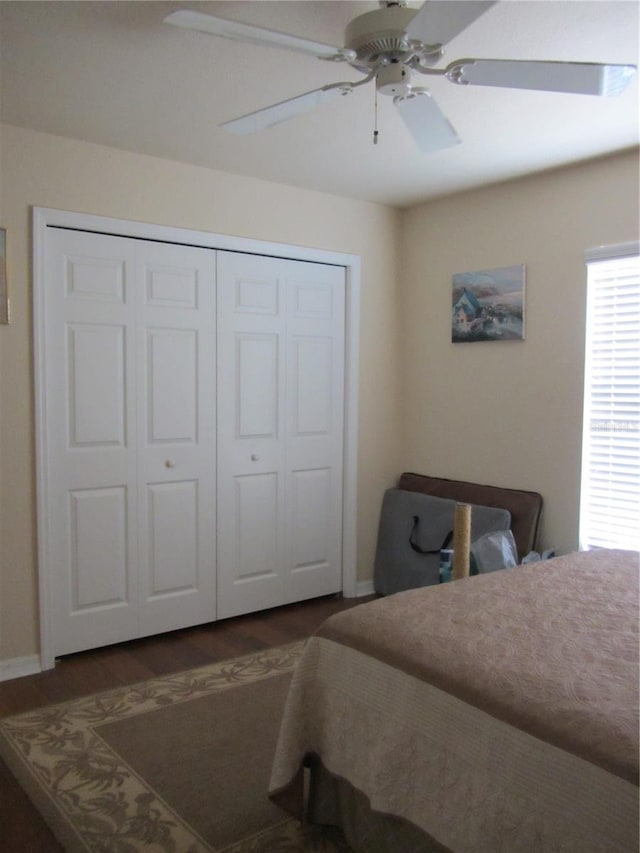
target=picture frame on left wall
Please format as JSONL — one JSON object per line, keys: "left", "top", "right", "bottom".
{"left": 0, "top": 228, "right": 8, "bottom": 324}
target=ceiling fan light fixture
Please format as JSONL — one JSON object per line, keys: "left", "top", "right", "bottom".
{"left": 377, "top": 63, "right": 412, "bottom": 96}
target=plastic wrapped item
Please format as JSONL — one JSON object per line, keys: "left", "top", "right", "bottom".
{"left": 439, "top": 548, "right": 454, "bottom": 583}
{"left": 470, "top": 529, "right": 518, "bottom": 574}
{"left": 521, "top": 549, "right": 556, "bottom": 564}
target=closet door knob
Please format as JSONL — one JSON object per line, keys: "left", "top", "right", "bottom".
{"left": 251, "top": 454, "right": 259, "bottom": 462}
{"left": 165, "top": 459, "right": 176, "bottom": 468}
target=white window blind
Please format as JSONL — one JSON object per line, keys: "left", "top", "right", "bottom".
{"left": 580, "top": 243, "right": 640, "bottom": 551}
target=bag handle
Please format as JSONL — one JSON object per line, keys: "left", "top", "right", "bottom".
{"left": 409, "top": 515, "right": 453, "bottom": 555}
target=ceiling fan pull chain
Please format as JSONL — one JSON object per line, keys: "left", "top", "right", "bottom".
{"left": 373, "top": 86, "right": 379, "bottom": 145}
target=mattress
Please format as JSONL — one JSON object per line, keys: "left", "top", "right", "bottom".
{"left": 269, "top": 549, "right": 639, "bottom": 852}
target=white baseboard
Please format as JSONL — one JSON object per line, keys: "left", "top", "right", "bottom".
{"left": 0, "top": 654, "right": 42, "bottom": 683}
{"left": 355, "top": 579, "right": 375, "bottom": 597}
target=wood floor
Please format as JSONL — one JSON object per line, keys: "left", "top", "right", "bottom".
{"left": 0, "top": 593, "right": 372, "bottom": 852}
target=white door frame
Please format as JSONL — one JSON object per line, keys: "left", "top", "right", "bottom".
{"left": 33, "top": 206, "right": 360, "bottom": 670}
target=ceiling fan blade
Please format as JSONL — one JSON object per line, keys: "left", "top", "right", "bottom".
{"left": 406, "top": 1, "right": 496, "bottom": 48}
{"left": 164, "top": 10, "right": 352, "bottom": 61}
{"left": 394, "top": 89, "right": 460, "bottom": 153}
{"left": 446, "top": 59, "right": 637, "bottom": 96}
{"left": 220, "top": 85, "right": 352, "bottom": 135}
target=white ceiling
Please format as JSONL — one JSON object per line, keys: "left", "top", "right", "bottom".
{"left": 1, "top": 0, "right": 638, "bottom": 207}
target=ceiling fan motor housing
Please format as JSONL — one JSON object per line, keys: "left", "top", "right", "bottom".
{"left": 344, "top": 5, "right": 416, "bottom": 66}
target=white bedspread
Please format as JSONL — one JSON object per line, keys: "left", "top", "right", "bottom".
{"left": 270, "top": 550, "right": 639, "bottom": 852}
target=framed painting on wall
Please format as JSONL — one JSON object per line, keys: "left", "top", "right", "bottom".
{"left": 452, "top": 264, "right": 525, "bottom": 343}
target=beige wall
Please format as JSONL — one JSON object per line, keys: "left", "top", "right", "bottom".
{"left": 1, "top": 122, "right": 637, "bottom": 666}
{"left": 0, "top": 123, "right": 403, "bottom": 662}
{"left": 399, "top": 149, "right": 639, "bottom": 555}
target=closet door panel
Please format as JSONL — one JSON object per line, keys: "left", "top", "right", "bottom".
{"left": 67, "top": 323, "right": 126, "bottom": 447}
{"left": 234, "top": 472, "right": 280, "bottom": 578}
{"left": 69, "top": 487, "right": 129, "bottom": 608}
{"left": 45, "top": 229, "right": 139, "bottom": 656}
{"left": 285, "top": 267, "right": 345, "bottom": 600}
{"left": 217, "top": 251, "right": 345, "bottom": 618}
{"left": 217, "top": 253, "right": 287, "bottom": 618}
{"left": 290, "top": 467, "right": 332, "bottom": 574}
{"left": 236, "top": 333, "right": 279, "bottom": 438}
{"left": 146, "top": 328, "right": 198, "bottom": 442}
{"left": 292, "top": 336, "right": 333, "bottom": 435}
{"left": 146, "top": 480, "right": 198, "bottom": 594}
{"left": 136, "top": 242, "right": 216, "bottom": 637}
{"left": 44, "top": 231, "right": 217, "bottom": 656}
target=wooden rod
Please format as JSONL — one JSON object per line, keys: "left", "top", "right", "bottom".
{"left": 452, "top": 502, "right": 472, "bottom": 580}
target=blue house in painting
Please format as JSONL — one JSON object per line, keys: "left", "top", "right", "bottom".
{"left": 452, "top": 288, "right": 482, "bottom": 334}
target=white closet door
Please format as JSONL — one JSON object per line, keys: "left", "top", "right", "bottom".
{"left": 135, "top": 241, "right": 216, "bottom": 637}
{"left": 216, "top": 251, "right": 345, "bottom": 619}
{"left": 45, "top": 229, "right": 140, "bottom": 655}
{"left": 285, "top": 263, "right": 345, "bottom": 601}
{"left": 44, "top": 229, "right": 216, "bottom": 656}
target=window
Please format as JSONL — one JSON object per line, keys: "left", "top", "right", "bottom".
{"left": 580, "top": 242, "right": 640, "bottom": 551}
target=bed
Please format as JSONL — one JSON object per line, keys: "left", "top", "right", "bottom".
{"left": 269, "top": 548, "right": 639, "bottom": 852}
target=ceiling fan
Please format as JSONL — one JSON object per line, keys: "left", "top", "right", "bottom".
{"left": 164, "top": 1, "right": 637, "bottom": 153}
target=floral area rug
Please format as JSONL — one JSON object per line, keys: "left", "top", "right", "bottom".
{"left": 0, "top": 641, "right": 350, "bottom": 852}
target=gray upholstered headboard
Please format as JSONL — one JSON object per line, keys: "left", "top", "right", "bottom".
{"left": 397, "top": 473, "right": 543, "bottom": 561}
